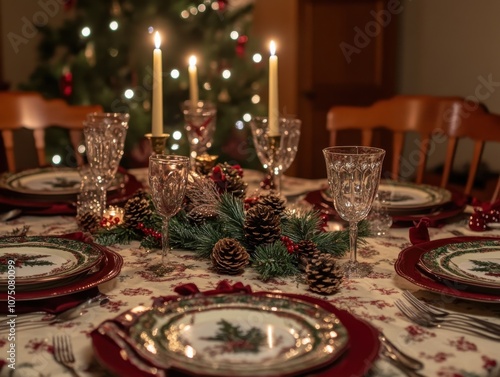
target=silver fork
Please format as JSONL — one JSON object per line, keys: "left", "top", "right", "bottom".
{"left": 395, "top": 299, "right": 500, "bottom": 341}
{"left": 53, "top": 335, "right": 80, "bottom": 377}
{"left": 402, "top": 291, "right": 500, "bottom": 335}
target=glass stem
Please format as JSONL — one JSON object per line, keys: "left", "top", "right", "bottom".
{"left": 274, "top": 167, "right": 282, "bottom": 197}
{"left": 349, "top": 221, "right": 358, "bottom": 263}
{"left": 98, "top": 185, "right": 106, "bottom": 217}
{"left": 161, "top": 218, "right": 170, "bottom": 267}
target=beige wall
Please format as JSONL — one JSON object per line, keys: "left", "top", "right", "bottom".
{"left": 398, "top": 0, "right": 500, "bottom": 172}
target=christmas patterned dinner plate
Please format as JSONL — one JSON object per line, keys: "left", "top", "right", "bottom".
{"left": 0, "top": 167, "right": 126, "bottom": 201}
{"left": 0, "top": 236, "right": 104, "bottom": 287}
{"left": 395, "top": 236, "right": 500, "bottom": 303}
{"left": 126, "top": 294, "right": 349, "bottom": 377}
{"left": 419, "top": 240, "right": 500, "bottom": 291}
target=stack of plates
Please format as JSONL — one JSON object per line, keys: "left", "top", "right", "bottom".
{"left": 395, "top": 236, "right": 500, "bottom": 303}
{"left": 0, "top": 235, "right": 122, "bottom": 301}
{"left": 92, "top": 292, "right": 381, "bottom": 377}
{"left": 0, "top": 167, "right": 126, "bottom": 202}
{"left": 378, "top": 181, "right": 452, "bottom": 216}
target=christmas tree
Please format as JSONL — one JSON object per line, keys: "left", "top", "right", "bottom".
{"left": 21, "top": 0, "right": 267, "bottom": 168}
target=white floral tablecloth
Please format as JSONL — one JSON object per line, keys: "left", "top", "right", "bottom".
{"left": 0, "top": 170, "right": 499, "bottom": 377}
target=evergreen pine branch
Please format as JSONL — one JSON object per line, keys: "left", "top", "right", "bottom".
{"left": 281, "top": 210, "right": 323, "bottom": 242}
{"left": 217, "top": 193, "right": 246, "bottom": 243}
{"left": 312, "top": 220, "right": 370, "bottom": 257}
{"left": 189, "top": 222, "right": 228, "bottom": 259}
{"left": 251, "top": 242, "right": 300, "bottom": 281}
{"left": 94, "top": 226, "right": 139, "bottom": 246}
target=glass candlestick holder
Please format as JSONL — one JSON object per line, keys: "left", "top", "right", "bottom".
{"left": 182, "top": 100, "right": 217, "bottom": 166}
{"left": 249, "top": 117, "right": 301, "bottom": 197}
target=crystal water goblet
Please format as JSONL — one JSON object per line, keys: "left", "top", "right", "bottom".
{"left": 182, "top": 100, "right": 217, "bottom": 166}
{"left": 323, "top": 146, "right": 385, "bottom": 278}
{"left": 148, "top": 154, "right": 190, "bottom": 273}
{"left": 250, "top": 117, "right": 301, "bottom": 196}
{"left": 83, "top": 113, "right": 128, "bottom": 217}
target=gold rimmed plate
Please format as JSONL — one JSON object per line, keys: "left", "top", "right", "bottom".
{"left": 0, "top": 236, "right": 104, "bottom": 287}
{"left": 127, "top": 294, "right": 349, "bottom": 377}
{"left": 0, "top": 167, "right": 126, "bottom": 202}
{"left": 419, "top": 239, "right": 500, "bottom": 291}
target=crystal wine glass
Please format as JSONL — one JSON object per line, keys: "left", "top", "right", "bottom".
{"left": 83, "top": 113, "right": 129, "bottom": 217}
{"left": 250, "top": 117, "right": 301, "bottom": 196}
{"left": 182, "top": 100, "right": 217, "bottom": 166}
{"left": 148, "top": 154, "right": 190, "bottom": 273}
{"left": 323, "top": 146, "right": 385, "bottom": 278}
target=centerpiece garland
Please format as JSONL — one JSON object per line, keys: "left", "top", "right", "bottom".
{"left": 78, "top": 163, "right": 369, "bottom": 294}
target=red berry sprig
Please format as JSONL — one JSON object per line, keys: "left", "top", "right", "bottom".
{"left": 137, "top": 222, "right": 162, "bottom": 240}
{"left": 281, "top": 236, "right": 298, "bottom": 254}
{"left": 100, "top": 216, "right": 121, "bottom": 228}
{"left": 468, "top": 208, "right": 500, "bottom": 232}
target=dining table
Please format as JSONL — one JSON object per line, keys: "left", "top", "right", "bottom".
{"left": 0, "top": 167, "right": 499, "bottom": 377}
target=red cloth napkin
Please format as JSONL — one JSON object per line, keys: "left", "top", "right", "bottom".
{"left": 409, "top": 218, "right": 431, "bottom": 245}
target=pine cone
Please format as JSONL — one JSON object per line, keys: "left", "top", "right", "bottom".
{"left": 187, "top": 206, "right": 218, "bottom": 225}
{"left": 211, "top": 163, "right": 248, "bottom": 199}
{"left": 306, "top": 254, "right": 343, "bottom": 295}
{"left": 296, "top": 240, "right": 319, "bottom": 270}
{"left": 123, "top": 195, "right": 152, "bottom": 228}
{"left": 244, "top": 204, "right": 281, "bottom": 249}
{"left": 211, "top": 238, "right": 249, "bottom": 275}
{"left": 76, "top": 212, "right": 100, "bottom": 233}
{"left": 257, "top": 193, "right": 286, "bottom": 218}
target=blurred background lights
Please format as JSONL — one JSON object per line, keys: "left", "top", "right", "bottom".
{"left": 172, "top": 131, "right": 183, "bottom": 140}
{"left": 252, "top": 53, "right": 262, "bottom": 63}
{"left": 211, "top": 2, "right": 219, "bottom": 10}
{"left": 189, "top": 6, "right": 198, "bottom": 15}
{"left": 180, "top": 10, "right": 189, "bottom": 19}
{"left": 230, "top": 31, "right": 239, "bottom": 40}
{"left": 251, "top": 94, "right": 260, "bottom": 104}
{"left": 171, "top": 69, "right": 180, "bottom": 79}
{"left": 109, "top": 21, "right": 118, "bottom": 30}
{"left": 81, "top": 27, "right": 91, "bottom": 37}
{"left": 222, "top": 69, "right": 231, "bottom": 79}
{"left": 198, "top": 4, "right": 206, "bottom": 12}
{"left": 148, "top": 26, "right": 154, "bottom": 34}
{"left": 203, "top": 82, "right": 211, "bottom": 90}
{"left": 171, "top": 144, "right": 180, "bottom": 151}
{"left": 124, "top": 89, "right": 134, "bottom": 99}
{"left": 52, "top": 155, "right": 62, "bottom": 165}
{"left": 243, "top": 113, "right": 252, "bottom": 122}
{"left": 235, "top": 120, "right": 244, "bottom": 130}
{"left": 109, "top": 48, "right": 118, "bottom": 57}
{"left": 77, "top": 144, "right": 86, "bottom": 154}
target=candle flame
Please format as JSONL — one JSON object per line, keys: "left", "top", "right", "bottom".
{"left": 189, "top": 55, "right": 197, "bottom": 67}
{"left": 269, "top": 40, "right": 276, "bottom": 56}
{"left": 154, "top": 31, "right": 161, "bottom": 49}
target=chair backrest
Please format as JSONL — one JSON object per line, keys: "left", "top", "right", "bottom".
{"left": 0, "top": 91, "right": 103, "bottom": 172}
{"left": 326, "top": 95, "right": 500, "bottom": 201}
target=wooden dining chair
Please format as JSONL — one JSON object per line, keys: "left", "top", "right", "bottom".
{"left": 326, "top": 95, "right": 500, "bottom": 202}
{"left": 0, "top": 91, "right": 103, "bottom": 172}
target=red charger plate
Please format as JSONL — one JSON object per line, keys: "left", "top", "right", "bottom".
{"left": 91, "top": 292, "right": 380, "bottom": 377}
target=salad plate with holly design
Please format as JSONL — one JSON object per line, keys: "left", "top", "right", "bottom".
{"left": 418, "top": 239, "right": 500, "bottom": 291}
{"left": 0, "top": 235, "right": 104, "bottom": 287}
{"left": 125, "top": 294, "right": 349, "bottom": 377}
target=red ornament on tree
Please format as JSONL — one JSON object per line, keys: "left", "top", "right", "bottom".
{"left": 60, "top": 67, "right": 73, "bottom": 98}
{"left": 236, "top": 35, "right": 248, "bottom": 57}
{"left": 217, "top": 0, "right": 228, "bottom": 11}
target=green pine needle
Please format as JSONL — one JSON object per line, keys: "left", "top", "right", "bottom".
{"left": 251, "top": 242, "right": 300, "bottom": 281}
{"left": 217, "top": 193, "right": 246, "bottom": 243}
{"left": 94, "top": 226, "right": 139, "bottom": 246}
{"left": 281, "top": 210, "right": 323, "bottom": 243}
